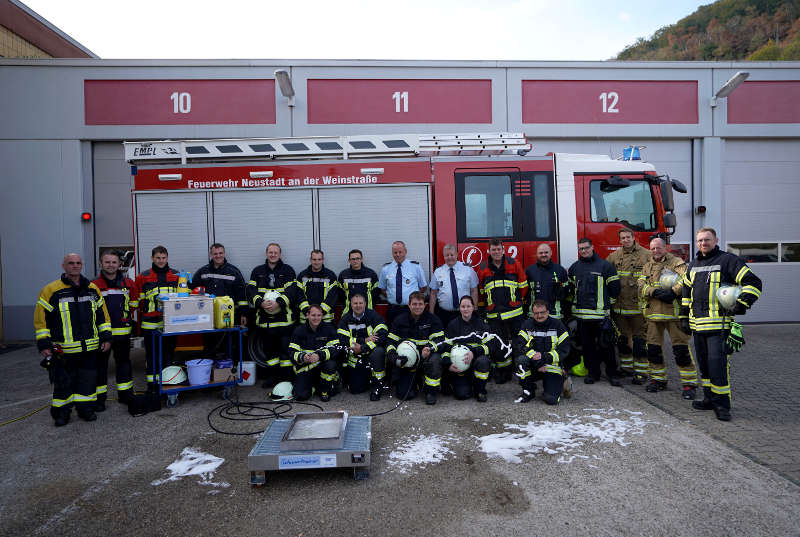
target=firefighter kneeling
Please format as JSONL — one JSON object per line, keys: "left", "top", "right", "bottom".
{"left": 514, "top": 300, "right": 571, "bottom": 405}
{"left": 289, "top": 304, "right": 341, "bottom": 402}
{"left": 337, "top": 293, "right": 388, "bottom": 401}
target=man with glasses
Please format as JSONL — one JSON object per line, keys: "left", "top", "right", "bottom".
{"left": 338, "top": 249, "right": 380, "bottom": 315}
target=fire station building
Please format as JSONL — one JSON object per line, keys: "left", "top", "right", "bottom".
{"left": 1, "top": 58, "right": 799, "bottom": 339}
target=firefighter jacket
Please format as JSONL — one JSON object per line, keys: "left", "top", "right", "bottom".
{"left": 192, "top": 260, "right": 247, "bottom": 317}
{"left": 247, "top": 259, "right": 304, "bottom": 329}
{"left": 477, "top": 256, "right": 528, "bottom": 321}
{"left": 338, "top": 265, "right": 380, "bottom": 313}
{"left": 568, "top": 254, "right": 620, "bottom": 320}
{"left": 443, "top": 314, "right": 499, "bottom": 359}
{"left": 386, "top": 311, "right": 445, "bottom": 355}
{"left": 515, "top": 316, "right": 570, "bottom": 375}
{"left": 525, "top": 260, "right": 569, "bottom": 318}
{"left": 337, "top": 309, "right": 388, "bottom": 355}
{"left": 135, "top": 264, "right": 180, "bottom": 330}
{"left": 34, "top": 274, "right": 112, "bottom": 354}
{"left": 92, "top": 271, "right": 139, "bottom": 338}
{"left": 289, "top": 321, "right": 340, "bottom": 371}
{"left": 680, "top": 246, "right": 762, "bottom": 332}
{"left": 638, "top": 253, "right": 686, "bottom": 321}
{"left": 606, "top": 242, "right": 650, "bottom": 315}
{"left": 297, "top": 265, "right": 340, "bottom": 322}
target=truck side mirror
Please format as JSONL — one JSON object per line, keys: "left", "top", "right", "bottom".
{"left": 661, "top": 179, "right": 675, "bottom": 212}
{"left": 663, "top": 213, "right": 677, "bottom": 228}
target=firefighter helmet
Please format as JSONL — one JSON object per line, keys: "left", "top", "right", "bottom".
{"left": 263, "top": 290, "right": 282, "bottom": 314}
{"left": 659, "top": 269, "right": 680, "bottom": 290}
{"left": 269, "top": 381, "right": 294, "bottom": 401}
{"left": 716, "top": 284, "right": 742, "bottom": 311}
{"left": 161, "top": 365, "right": 187, "bottom": 385}
{"left": 449, "top": 345, "right": 472, "bottom": 373}
{"left": 396, "top": 340, "right": 420, "bottom": 369}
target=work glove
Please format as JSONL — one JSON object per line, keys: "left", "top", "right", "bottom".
{"left": 680, "top": 318, "right": 692, "bottom": 335}
{"left": 652, "top": 288, "right": 676, "bottom": 303}
{"left": 733, "top": 301, "right": 748, "bottom": 316}
{"left": 727, "top": 322, "right": 745, "bottom": 353}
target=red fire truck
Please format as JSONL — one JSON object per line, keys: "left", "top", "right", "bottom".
{"left": 124, "top": 133, "right": 684, "bottom": 283}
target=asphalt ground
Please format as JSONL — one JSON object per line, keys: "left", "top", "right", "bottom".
{"left": 0, "top": 324, "right": 797, "bottom": 537}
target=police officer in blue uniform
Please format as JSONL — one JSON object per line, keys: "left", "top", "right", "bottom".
{"left": 429, "top": 244, "right": 479, "bottom": 327}
{"left": 378, "top": 240, "right": 427, "bottom": 325}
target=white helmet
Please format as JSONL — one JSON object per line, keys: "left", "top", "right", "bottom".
{"left": 659, "top": 269, "right": 680, "bottom": 290}
{"left": 263, "top": 290, "right": 282, "bottom": 314}
{"left": 396, "top": 340, "right": 420, "bottom": 369}
{"left": 161, "top": 365, "right": 187, "bottom": 385}
{"left": 449, "top": 345, "right": 472, "bottom": 373}
{"left": 716, "top": 285, "right": 742, "bottom": 311}
{"left": 270, "top": 381, "right": 294, "bottom": 401}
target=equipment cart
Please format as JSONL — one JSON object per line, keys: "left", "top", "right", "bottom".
{"left": 153, "top": 326, "right": 246, "bottom": 407}
{"left": 248, "top": 411, "right": 372, "bottom": 486}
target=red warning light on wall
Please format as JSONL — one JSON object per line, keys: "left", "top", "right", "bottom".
{"left": 81, "top": 212, "right": 92, "bottom": 222}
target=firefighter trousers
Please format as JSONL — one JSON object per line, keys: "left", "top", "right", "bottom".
{"left": 487, "top": 316, "right": 522, "bottom": 373}
{"left": 612, "top": 312, "right": 646, "bottom": 376}
{"left": 255, "top": 327, "right": 294, "bottom": 384}
{"left": 395, "top": 352, "right": 442, "bottom": 400}
{"left": 346, "top": 347, "right": 386, "bottom": 394}
{"left": 443, "top": 354, "right": 491, "bottom": 399}
{"left": 577, "top": 319, "right": 619, "bottom": 379}
{"left": 646, "top": 320, "right": 697, "bottom": 386}
{"left": 693, "top": 331, "right": 732, "bottom": 410}
{"left": 143, "top": 328, "right": 176, "bottom": 388}
{"left": 293, "top": 358, "right": 338, "bottom": 401}
{"left": 96, "top": 338, "right": 133, "bottom": 402}
{"left": 50, "top": 351, "right": 97, "bottom": 420}
{"left": 514, "top": 354, "right": 564, "bottom": 405}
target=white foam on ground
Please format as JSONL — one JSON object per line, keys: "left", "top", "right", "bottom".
{"left": 385, "top": 434, "right": 457, "bottom": 473}
{"left": 151, "top": 447, "right": 230, "bottom": 487}
{"left": 477, "top": 408, "right": 655, "bottom": 464}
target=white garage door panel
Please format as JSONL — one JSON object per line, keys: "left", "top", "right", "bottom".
{"left": 740, "top": 265, "right": 794, "bottom": 323}
{"left": 212, "top": 190, "right": 314, "bottom": 279}
{"left": 317, "top": 186, "right": 431, "bottom": 278}
{"left": 135, "top": 192, "right": 209, "bottom": 274}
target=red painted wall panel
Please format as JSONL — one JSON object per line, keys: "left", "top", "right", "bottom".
{"left": 727, "top": 81, "right": 800, "bottom": 124}
{"left": 84, "top": 79, "right": 276, "bottom": 125}
{"left": 522, "top": 80, "right": 698, "bottom": 124}
{"left": 307, "top": 79, "right": 492, "bottom": 124}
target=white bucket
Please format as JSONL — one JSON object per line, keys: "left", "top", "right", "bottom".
{"left": 238, "top": 361, "right": 257, "bottom": 386}
{"left": 185, "top": 358, "right": 213, "bottom": 386}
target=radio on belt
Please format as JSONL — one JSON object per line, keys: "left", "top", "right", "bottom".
{"left": 159, "top": 294, "right": 214, "bottom": 333}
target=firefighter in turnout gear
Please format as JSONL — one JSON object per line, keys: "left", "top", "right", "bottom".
{"left": 386, "top": 291, "right": 445, "bottom": 404}
{"left": 477, "top": 239, "right": 528, "bottom": 383}
{"left": 289, "top": 305, "right": 341, "bottom": 401}
{"left": 638, "top": 237, "right": 698, "bottom": 399}
{"left": 680, "top": 227, "right": 762, "bottom": 421}
{"left": 338, "top": 249, "right": 380, "bottom": 314}
{"left": 337, "top": 293, "right": 388, "bottom": 401}
{"left": 135, "top": 245, "right": 179, "bottom": 390}
{"left": 568, "top": 238, "right": 622, "bottom": 385}
{"left": 92, "top": 249, "right": 139, "bottom": 409}
{"left": 246, "top": 243, "right": 302, "bottom": 387}
{"left": 297, "top": 249, "right": 340, "bottom": 323}
{"left": 442, "top": 296, "right": 496, "bottom": 402}
{"left": 606, "top": 228, "right": 650, "bottom": 382}
{"left": 514, "top": 299, "right": 571, "bottom": 405}
{"left": 524, "top": 243, "right": 569, "bottom": 319}
{"left": 34, "top": 254, "right": 112, "bottom": 426}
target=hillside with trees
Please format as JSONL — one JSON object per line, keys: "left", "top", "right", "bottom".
{"left": 616, "top": 0, "right": 800, "bottom": 60}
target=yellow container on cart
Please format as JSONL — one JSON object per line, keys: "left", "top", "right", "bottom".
{"left": 214, "top": 296, "right": 235, "bottom": 328}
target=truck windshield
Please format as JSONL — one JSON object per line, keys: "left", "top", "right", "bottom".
{"left": 589, "top": 179, "right": 656, "bottom": 231}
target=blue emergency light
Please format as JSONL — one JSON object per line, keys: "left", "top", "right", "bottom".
{"left": 622, "top": 146, "right": 643, "bottom": 161}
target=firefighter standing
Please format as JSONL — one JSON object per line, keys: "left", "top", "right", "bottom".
{"left": 477, "top": 239, "right": 528, "bottom": 383}
{"left": 289, "top": 305, "right": 341, "bottom": 401}
{"left": 638, "top": 237, "right": 698, "bottom": 399}
{"left": 606, "top": 228, "right": 651, "bottom": 383}
{"left": 297, "top": 249, "right": 340, "bottom": 323}
{"left": 34, "top": 254, "right": 112, "bottom": 426}
{"left": 338, "top": 249, "right": 380, "bottom": 314}
{"left": 92, "top": 249, "right": 139, "bottom": 409}
{"left": 337, "top": 293, "right": 388, "bottom": 401}
{"left": 514, "top": 299, "right": 571, "bottom": 405}
{"left": 568, "top": 238, "right": 622, "bottom": 385}
{"left": 246, "top": 242, "right": 302, "bottom": 387}
{"left": 680, "top": 227, "right": 762, "bottom": 421}
{"left": 135, "top": 245, "right": 180, "bottom": 390}
{"left": 524, "top": 243, "right": 569, "bottom": 319}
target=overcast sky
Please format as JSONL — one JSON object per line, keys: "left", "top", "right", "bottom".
{"left": 24, "top": 0, "right": 710, "bottom": 61}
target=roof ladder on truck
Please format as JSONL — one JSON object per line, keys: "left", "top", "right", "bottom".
{"left": 124, "top": 132, "right": 531, "bottom": 165}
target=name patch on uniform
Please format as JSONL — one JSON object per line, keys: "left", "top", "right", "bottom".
{"left": 691, "top": 265, "right": 721, "bottom": 273}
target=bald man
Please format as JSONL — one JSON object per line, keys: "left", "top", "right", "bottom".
{"left": 34, "top": 254, "right": 112, "bottom": 426}
{"left": 524, "top": 244, "right": 569, "bottom": 320}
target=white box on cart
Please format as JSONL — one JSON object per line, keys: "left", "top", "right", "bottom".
{"left": 160, "top": 295, "right": 214, "bottom": 333}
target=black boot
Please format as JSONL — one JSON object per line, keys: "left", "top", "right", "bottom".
{"left": 692, "top": 399, "right": 714, "bottom": 410}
